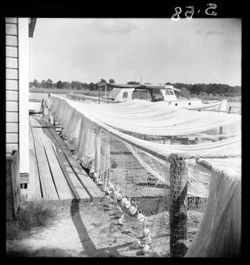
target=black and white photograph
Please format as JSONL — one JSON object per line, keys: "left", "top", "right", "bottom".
{"left": 5, "top": 15, "right": 241, "bottom": 258}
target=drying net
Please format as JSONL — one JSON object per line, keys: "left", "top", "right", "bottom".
{"left": 48, "top": 95, "right": 241, "bottom": 257}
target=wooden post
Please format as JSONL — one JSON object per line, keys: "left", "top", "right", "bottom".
{"left": 169, "top": 154, "right": 188, "bottom": 257}
{"left": 41, "top": 99, "right": 45, "bottom": 116}
{"left": 219, "top": 126, "right": 223, "bottom": 141}
{"left": 103, "top": 133, "right": 111, "bottom": 186}
{"left": 106, "top": 136, "right": 111, "bottom": 186}
{"left": 98, "top": 85, "right": 100, "bottom": 104}
{"left": 52, "top": 113, "right": 56, "bottom": 126}
{"left": 94, "top": 126, "right": 101, "bottom": 176}
{"left": 105, "top": 84, "right": 107, "bottom": 103}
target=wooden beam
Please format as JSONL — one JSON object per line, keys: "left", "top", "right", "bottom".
{"left": 44, "top": 128, "right": 90, "bottom": 201}
{"left": 28, "top": 124, "right": 42, "bottom": 200}
{"left": 32, "top": 127, "right": 59, "bottom": 200}
{"left": 38, "top": 121, "right": 92, "bottom": 201}
{"left": 30, "top": 116, "right": 43, "bottom": 127}
{"left": 40, "top": 128, "right": 74, "bottom": 200}
{"left": 169, "top": 154, "right": 188, "bottom": 257}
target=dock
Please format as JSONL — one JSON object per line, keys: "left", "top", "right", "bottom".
{"left": 29, "top": 114, "right": 104, "bottom": 203}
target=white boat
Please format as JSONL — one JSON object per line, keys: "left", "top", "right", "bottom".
{"left": 106, "top": 83, "right": 228, "bottom": 112}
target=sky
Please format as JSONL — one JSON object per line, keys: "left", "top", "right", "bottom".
{"left": 30, "top": 18, "right": 241, "bottom": 86}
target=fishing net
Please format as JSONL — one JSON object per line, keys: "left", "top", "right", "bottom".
{"left": 48, "top": 95, "right": 241, "bottom": 257}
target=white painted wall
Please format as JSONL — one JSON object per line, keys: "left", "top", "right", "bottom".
{"left": 18, "top": 18, "right": 29, "bottom": 174}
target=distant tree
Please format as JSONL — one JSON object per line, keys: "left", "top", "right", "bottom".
{"left": 62, "top": 81, "right": 71, "bottom": 89}
{"left": 41, "top": 80, "right": 46, "bottom": 88}
{"left": 109, "top": 79, "right": 115, "bottom": 84}
{"left": 45, "top": 79, "right": 53, "bottom": 88}
{"left": 56, "top": 80, "right": 63, "bottom": 89}
{"left": 127, "top": 81, "right": 141, "bottom": 85}
{"left": 179, "top": 87, "right": 191, "bottom": 98}
{"left": 100, "top": 78, "right": 107, "bottom": 83}
{"left": 89, "top": 82, "right": 95, "bottom": 91}
{"left": 71, "top": 81, "right": 83, "bottom": 90}
{"left": 33, "top": 79, "right": 39, "bottom": 87}
{"left": 82, "top": 82, "right": 89, "bottom": 90}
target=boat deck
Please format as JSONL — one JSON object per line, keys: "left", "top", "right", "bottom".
{"left": 29, "top": 114, "right": 104, "bottom": 202}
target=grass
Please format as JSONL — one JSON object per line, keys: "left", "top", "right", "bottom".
{"left": 29, "top": 88, "right": 72, "bottom": 94}
{"left": 6, "top": 201, "right": 56, "bottom": 240}
{"left": 29, "top": 88, "right": 108, "bottom": 98}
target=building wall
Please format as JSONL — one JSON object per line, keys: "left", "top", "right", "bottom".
{"left": 18, "top": 18, "right": 30, "bottom": 175}
{"left": 6, "top": 17, "right": 19, "bottom": 155}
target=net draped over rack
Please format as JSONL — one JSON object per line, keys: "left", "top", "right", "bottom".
{"left": 48, "top": 94, "right": 241, "bottom": 257}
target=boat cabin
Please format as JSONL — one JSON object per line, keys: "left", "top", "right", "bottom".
{"left": 106, "top": 83, "right": 204, "bottom": 109}
{"left": 107, "top": 84, "right": 177, "bottom": 102}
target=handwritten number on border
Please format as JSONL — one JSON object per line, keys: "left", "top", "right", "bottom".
{"left": 171, "top": 7, "right": 182, "bottom": 21}
{"left": 205, "top": 3, "right": 217, "bottom": 16}
{"left": 172, "top": 3, "right": 217, "bottom": 20}
{"left": 185, "top": 6, "right": 195, "bottom": 19}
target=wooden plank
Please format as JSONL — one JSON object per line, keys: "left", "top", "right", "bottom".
{"left": 6, "top": 57, "right": 18, "bottom": 68}
{"left": 30, "top": 115, "right": 43, "bottom": 127}
{"left": 6, "top": 35, "right": 18, "bottom": 46}
{"left": 6, "top": 69, "right": 18, "bottom": 79}
{"left": 42, "top": 127, "right": 91, "bottom": 201}
{"left": 6, "top": 80, "right": 18, "bottom": 90}
{"left": 55, "top": 149, "right": 90, "bottom": 201}
{"left": 29, "top": 125, "right": 42, "bottom": 200}
{"left": 6, "top": 143, "right": 18, "bottom": 153}
{"left": 6, "top": 101, "right": 18, "bottom": 112}
{"left": 37, "top": 116, "right": 104, "bottom": 200}
{"left": 6, "top": 112, "right": 18, "bottom": 122}
{"left": 5, "top": 18, "right": 17, "bottom": 23}
{"left": 6, "top": 46, "right": 17, "bottom": 57}
{"left": 6, "top": 90, "right": 18, "bottom": 101}
{"left": 39, "top": 128, "right": 73, "bottom": 200}
{"left": 46, "top": 123, "right": 104, "bottom": 201}
{"left": 6, "top": 23, "right": 17, "bottom": 35}
{"left": 6, "top": 123, "right": 18, "bottom": 133}
{"left": 32, "top": 127, "right": 59, "bottom": 200}
{"left": 66, "top": 160, "right": 104, "bottom": 201}
{"left": 6, "top": 133, "right": 18, "bottom": 143}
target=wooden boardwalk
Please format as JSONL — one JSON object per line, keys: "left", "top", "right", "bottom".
{"left": 29, "top": 114, "right": 104, "bottom": 202}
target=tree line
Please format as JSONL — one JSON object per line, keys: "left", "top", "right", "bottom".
{"left": 29, "top": 78, "right": 116, "bottom": 91}
{"left": 30, "top": 78, "right": 241, "bottom": 97}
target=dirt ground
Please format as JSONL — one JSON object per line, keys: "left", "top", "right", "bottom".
{"left": 6, "top": 194, "right": 203, "bottom": 257}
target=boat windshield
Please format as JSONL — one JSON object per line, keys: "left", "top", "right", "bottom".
{"left": 164, "top": 88, "right": 174, "bottom": 95}
{"left": 108, "top": 88, "right": 121, "bottom": 99}
{"left": 132, "top": 89, "right": 152, "bottom": 101}
{"left": 151, "top": 88, "right": 164, "bottom": 101}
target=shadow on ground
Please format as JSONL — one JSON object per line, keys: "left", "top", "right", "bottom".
{"left": 70, "top": 199, "right": 127, "bottom": 257}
